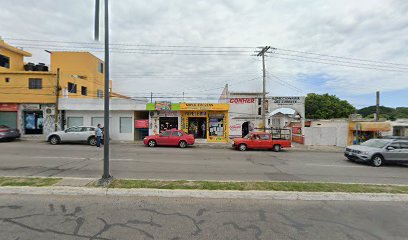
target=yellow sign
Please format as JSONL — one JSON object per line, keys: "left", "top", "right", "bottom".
{"left": 179, "top": 103, "right": 229, "bottom": 111}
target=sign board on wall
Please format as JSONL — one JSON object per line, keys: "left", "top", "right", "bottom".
{"left": 0, "top": 103, "right": 18, "bottom": 112}
{"left": 155, "top": 101, "right": 171, "bottom": 111}
{"left": 229, "top": 98, "right": 255, "bottom": 104}
{"left": 135, "top": 120, "right": 149, "bottom": 128}
{"left": 269, "top": 96, "right": 305, "bottom": 117}
{"left": 179, "top": 103, "right": 229, "bottom": 111}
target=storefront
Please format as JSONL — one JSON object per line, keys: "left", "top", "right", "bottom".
{"left": 146, "top": 102, "right": 181, "bottom": 135}
{"left": 180, "top": 103, "right": 229, "bottom": 142}
{"left": 0, "top": 103, "right": 19, "bottom": 128}
{"left": 18, "top": 104, "right": 55, "bottom": 136}
{"left": 348, "top": 121, "right": 391, "bottom": 145}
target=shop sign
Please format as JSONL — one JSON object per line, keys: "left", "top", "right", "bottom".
{"left": 155, "top": 101, "right": 171, "bottom": 111}
{"left": 229, "top": 98, "right": 255, "bottom": 104}
{"left": 183, "top": 111, "right": 207, "bottom": 117}
{"left": 180, "top": 103, "right": 229, "bottom": 111}
{"left": 271, "top": 96, "right": 301, "bottom": 105}
{"left": 0, "top": 103, "right": 18, "bottom": 112}
{"left": 22, "top": 104, "right": 40, "bottom": 110}
{"left": 135, "top": 120, "right": 149, "bottom": 129}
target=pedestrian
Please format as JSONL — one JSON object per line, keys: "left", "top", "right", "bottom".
{"left": 201, "top": 122, "right": 206, "bottom": 138}
{"left": 95, "top": 124, "right": 103, "bottom": 148}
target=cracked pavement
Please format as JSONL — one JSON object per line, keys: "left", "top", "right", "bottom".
{"left": 0, "top": 194, "right": 407, "bottom": 240}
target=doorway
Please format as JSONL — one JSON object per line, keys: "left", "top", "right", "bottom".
{"left": 188, "top": 117, "right": 206, "bottom": 139}
{"left": 24, "top": 111, "right": 43, "bottom": 134}
{"left": 242, "top": 121, "right": 249, "bottom": 137}
{"left": 159, "top": 117, "right": 178, "bottom": 132}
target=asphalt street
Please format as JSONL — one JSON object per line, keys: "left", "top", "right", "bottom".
{"left": 0, "top": 141, "right": 407, "bottom": 184}
{"left": 0, "top": 193, "right": 407, "bottom": 240}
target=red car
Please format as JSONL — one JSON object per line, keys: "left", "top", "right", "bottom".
{"left": 143, "top": 129, "right": 195, "bottom": 148}
{"left": 232, "top": 132, "right": 291, "bottom": 151}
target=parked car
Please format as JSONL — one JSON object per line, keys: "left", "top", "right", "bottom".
{"left": 144, "top": 129, "right": 195, "bottom": 148}
{"left": 0, "top": 125, "right": 21, "bottom": 141}
{"left": 47, "top": 126, "right": 97, "bottom": 146}
{"left": 344, "top": 138, "right": 408, "bottom": 167}
{"left": 232, "top": 132, "right": 292, "bottom": 151}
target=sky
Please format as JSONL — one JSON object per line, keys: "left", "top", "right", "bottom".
{"left": 1, "top": 0, "right": 407, "bottom": 109}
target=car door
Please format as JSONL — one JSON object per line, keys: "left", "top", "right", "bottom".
{"left": 62, "top": 127, "right": 81, "bottom": 141}
{"left": 383, "top": 142, "right": 401, "bottom": 161}
{"left": 79, "top": 127, "right": 92, "bottom": 141}
{"left": 250, "top": 134, "right": 262, "bottom": 149}
{"left": 396, "top": 141, "right": 408, "bottom": 161}
{"left": 170, "top": 131, "right": 182, "bottom": 146}
{"left": 156, "top": 131, "right": 171, "bottom": 145}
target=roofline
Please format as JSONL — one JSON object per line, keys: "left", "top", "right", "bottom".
{"left": 50, "top": 51, "right": 103, "bottom": 62}
{"left": 0, "top": 40, "right": 32, "bottom": 57}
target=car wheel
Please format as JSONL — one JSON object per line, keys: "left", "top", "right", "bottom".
{"left": 88, "top": 137, "right": 97, "bottom": 146}
{"left": 371, "top": 155, "right": 384, "bottom": 167}
{"left": 49, "top": 136, "right": 60, "bottom": 145}
{"left": 273, "top": 144, "right": 281, "bottom": 152}
{"left": 239, "top": 144, "right": 247, "bottom": 151}
{"left": 179, "top": 141, "right": 187, "bottom": 148}
{"left": 148, "top": 140, "right": 157, "bottom": 147}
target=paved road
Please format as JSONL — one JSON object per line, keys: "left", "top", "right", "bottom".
{"left": 0, "top": 141, "right": 407, "bottom": 184}
{"left": 0, "top": 193, "right": 407, "bottom": 240}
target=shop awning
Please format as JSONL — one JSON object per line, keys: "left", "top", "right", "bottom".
{"left": 349, "top": 122, "right": 391, "bottom": 131}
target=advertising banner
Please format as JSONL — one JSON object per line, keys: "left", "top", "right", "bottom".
{"left": 155, "top": 101, "right": 171, "bottom": 111}
{"left": 135, "top": 120, "right": 149, "bottom": 128}
{"left": 179, "top": 103, "right": 229, "bottom": 111}
{"left": 0, "top": 103, "right": 18, "bottom": 112}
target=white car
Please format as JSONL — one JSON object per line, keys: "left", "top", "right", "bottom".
{"left": 47, "top": 126, "right": 98, "bottom": 146}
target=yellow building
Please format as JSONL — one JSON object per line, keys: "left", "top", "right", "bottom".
{"left": 180, "top": 103, "right": 229, "bottom": 142}
{"left": 0, "top": 39, "right": 109, "bottom": 135}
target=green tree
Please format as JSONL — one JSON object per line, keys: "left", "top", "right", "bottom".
{"left": 305, "top": 93, "right": 356, "bottom": 119}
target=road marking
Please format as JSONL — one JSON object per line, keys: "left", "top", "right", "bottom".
{"left": 305, "top": 163, "right": 365, "bottom": 168}
{"left": 31, "top": 156, "right": 135, "bottom": 162}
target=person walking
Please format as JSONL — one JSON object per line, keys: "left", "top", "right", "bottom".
{"left": 95, "top": 124, "right": 103, "bottom": 148}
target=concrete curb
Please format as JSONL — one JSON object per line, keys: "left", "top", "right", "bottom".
{"left": 1, "top": 186, "right": 407, "bottom": 202}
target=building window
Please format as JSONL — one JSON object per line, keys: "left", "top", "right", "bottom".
{"left": 98, "top": 62, "right": 104, "bottom": 73}
{"left": 91, "top": 117, "right": 104, "bottom": 126}
{"left": 5, "top": 77, "right": 10, "bottom": 83}
{"left": 67, "top": 117, "right": 83, "bottom": 128}
{"left": 258, "top": 107, "right": 262, "bottom": 116}
{"left": 258, "top": 98, "right": 262, "bottom": 105}
{"left": 28, "top": 78, "right": 42, "bottom": 89}
{"left": 97, "top": 89, "right": 103, "bottom": 98}
{"left": 81, "top": 86, "right": 87, "bottom": 96}
{"left": 68, "top": 82, "right": 77, "bottom": 93}
{"left": 0, "top": 54, "right": 10, "bottom": 68}
{"left": 120, "top": 117, "right": 132, "bottom": 133}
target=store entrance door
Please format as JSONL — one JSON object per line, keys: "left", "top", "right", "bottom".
{"left": 159, "top": 117, "right": 178, "bottom": 132}
{"left": 242, "top": 121, "right": 249, "bottom": 137}
{"left": 24, "top": 111, "right": 43, "bottom": 134}
{"left": 188, "top": 117, "right": 206, "bottom": 139}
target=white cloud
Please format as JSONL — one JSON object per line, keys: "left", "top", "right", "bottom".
{"left": 1, "top": 0, "right": 407, "bottom": 106}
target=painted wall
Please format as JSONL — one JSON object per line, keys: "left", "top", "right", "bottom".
{"left": 304, "top": 120, "right": 349, "bottom": 147}
{"left": 51, "top": 52, "right": 105, "bottom": 99}
{"left": 65, "top": 110, "right": 134, "bottom": 141}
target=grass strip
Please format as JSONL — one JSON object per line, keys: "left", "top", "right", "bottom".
{"left": 0, "top": 177, "right": 61, "bottom": 187}
{"left": 104, "top": 179, "right": 408, "bottom": 194}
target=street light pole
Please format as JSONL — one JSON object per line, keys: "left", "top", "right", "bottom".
{"left": 102, "top": 0, "right": 111, "bottom": 179}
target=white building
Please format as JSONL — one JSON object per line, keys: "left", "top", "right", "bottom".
{"left": 59, "top": 98, "right": 147, "bottom": 141}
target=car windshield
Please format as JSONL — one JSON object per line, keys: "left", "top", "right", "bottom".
{"left": 244, "top": 133, "right": 252, "bottom": 139}
{"left": 360, "top": 139, "right": 389, "bottom": 148}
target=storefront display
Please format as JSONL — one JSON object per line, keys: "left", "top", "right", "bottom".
{"left": 180, "top": 103, "right": 229, "bottom": 142}
{"left": 348, "top": 121, "right": 391, "bottom": 145}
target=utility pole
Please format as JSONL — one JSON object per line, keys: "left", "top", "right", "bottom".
{"left": 182, "top": 92, "right": 184, "bottom": 102}
{"left": 376, "top": 91, "right": 380, "bottom": 121}
{"left": 257, "top": 46, "right": 270, "bottom": 132}
{"left": 150, "top": 92, "right": 153, "bottom": 103}
{"left": 54, "top": 68, "right": 60, "bottom": 131}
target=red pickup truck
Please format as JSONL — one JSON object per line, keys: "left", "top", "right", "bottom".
{"left": 232, "top": 132, "right": 291, "bottom": 151}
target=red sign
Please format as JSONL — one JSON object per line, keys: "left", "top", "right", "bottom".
{"left": 135, "top": 120, "right": 149, "bottom": 129}
{"left": 229, "top": 98, "right": 255, "bottom": 104}
{"left": 0, "top": 103, "right": 18, "bottom": 112}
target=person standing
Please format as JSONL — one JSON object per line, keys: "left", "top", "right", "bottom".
{"left": 95, "top": 124, "right": 103, "bottom": 148}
